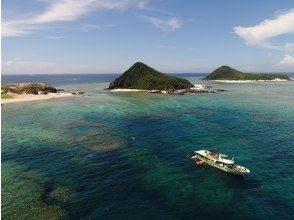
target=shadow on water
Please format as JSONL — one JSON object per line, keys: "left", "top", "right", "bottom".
{"left": 199, "top": 164, "right": 261, "bottom": 188}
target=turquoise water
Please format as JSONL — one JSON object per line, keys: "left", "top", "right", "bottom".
{"left": 2, "top": 75, "right": 294, "bottom": 219}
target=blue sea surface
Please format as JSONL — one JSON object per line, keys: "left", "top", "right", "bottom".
{"left": 2, "top": 74, "right": 294, "bottom": 219}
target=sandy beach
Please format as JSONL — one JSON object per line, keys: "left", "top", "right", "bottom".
{"left": 2, "top": 92, "right": 74, "bottom": 104}
{"left": 110, "top": 85, "right": 211, "bottom": 94}
{"left": 110, "top": 89, "right": 147, "bottom": 92}
{"left": 213, "top": 78, "right": 289, "bottom": 83}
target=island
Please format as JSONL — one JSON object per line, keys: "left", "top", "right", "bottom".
{"left": 109, "top": 62, "right": 194, "bottom": 90}
{"left": 205, "top": 66, "right": 290, "bottom": 82}
{"left": 108, "top": 62, "right": 221, "bottom": 94}
{"left": 1, "top": 83, "right": 74, "bottom": 104}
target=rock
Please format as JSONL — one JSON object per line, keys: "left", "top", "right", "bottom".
{"left": 25, "top": 88, "right": 39, "bottom": 95}
{"left": 171, "top": 89, "right": 187, "bottom": 95}
{"left": 187, "top": 84, "right": 210, "bottom": 93}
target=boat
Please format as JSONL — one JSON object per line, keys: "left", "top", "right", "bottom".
{"left": 191, "top": 149, "right": 250, "bottom": 176}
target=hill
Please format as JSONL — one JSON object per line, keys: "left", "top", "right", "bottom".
{"left": 205, "top": 66, "right": 290, "bottom": 80}
{"left": 108, "top": 62, "right": 194, "bottom": 90}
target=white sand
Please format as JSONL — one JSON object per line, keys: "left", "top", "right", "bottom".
{"left": 2, "top": 93, "right": 74, "bottom": 104}
{"left": 214, "top": 78, "right": 288, "bottom": 83}
{"left": 110, "top": 89, "right": 147, "bottom": 92}
{"left": 111, "top": 86, "right": 210, "bottom": 93}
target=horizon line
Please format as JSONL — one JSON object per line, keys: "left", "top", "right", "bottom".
{"left": 2, "top": 72, "right": 293, "bottom": 76}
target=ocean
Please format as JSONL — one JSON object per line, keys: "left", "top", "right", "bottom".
{"left": 2, "top": 74, "right": 294, "bottom": 219}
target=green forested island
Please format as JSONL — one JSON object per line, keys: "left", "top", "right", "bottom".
{"left": 108, "top": 62, "right": 194, "bottom": 90}
{"left": 205, "top": 66, "right": 290, "bottom": 81}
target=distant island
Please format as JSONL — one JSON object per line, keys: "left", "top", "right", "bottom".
{"left": 1, "top": 83, "right": 75, "bottom": 104}
{"left": 108, "top": 62, "right": 222, "bottom": 94}
{"left": 205, "top": 66, "right": 290, "bottom": 81}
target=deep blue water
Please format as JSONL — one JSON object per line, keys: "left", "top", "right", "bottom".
{"left": 1, "top": 73, "right": 206, "bottom": 85}
{"left": 2, "top": 74, "right": 294, "bottom": 219}
{"left": 2, "top": 74, "right": 120, "bottom": 85}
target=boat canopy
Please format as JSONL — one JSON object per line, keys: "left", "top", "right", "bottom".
{"left": 196, "top": 149, "right": 234, "bottom": 165}
{"left": 217, "top": 157, "right": 234, "bottom": 165}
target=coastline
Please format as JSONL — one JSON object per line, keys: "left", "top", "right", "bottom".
{"left": 1, "top": 92, "right": 74, "bottom": 104}
{"left": 110, "top": 89, "right": 147, "bottom": 92}
{"left": 213, "top": 79, "right": 289, "bottom": 83}
{"left": 109, "top": 84, "right": 218, "bottom": 95}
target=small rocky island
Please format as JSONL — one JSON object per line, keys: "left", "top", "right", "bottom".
{"left": 108, "top": 62, "right": 220, "bottom": 95}
{"left": 205, "top": 66, "right": 290, "bottom": 81}
{"left": 1, "top": 83, "right": 76, "bottom": 104}
{"left": 2, "top": 83, "right": 58, "bottom": 96}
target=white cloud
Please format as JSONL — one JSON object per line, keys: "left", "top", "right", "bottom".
{"left": 234, "top": 10, "right": 294, "bottom": 49}
{"left": 138, "top": 15, "right": 181, "bottom": 32}
{"left": 80, "top": 23, "right": 116, "bottom": 31}
{"left": 2, "top": 20, "right": 29, "bottom": 37}
{"left": 103, "top": 24, "right": 116, "bottom": 27}
{"left": 137, "top": 0, "right": 149, "bottom": 9}
{"left": 277, "top": 54, "right": 294, "bottom": 67}
{"left": 47, "top": 36, "right": 64, "bottom": 40}
{"left": 284, "top": 43, "right": 294, "bottom": 52}
{"left": 2, "top": 59, "right": 122, "bottom": 74}
{"left": 81, "top": 24, "right": 103, "bottom": 30}
{"left": 2, "top": 0, "right": 147, "bottom": 37}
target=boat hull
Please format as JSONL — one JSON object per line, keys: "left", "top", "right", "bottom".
{"left": 192, "top": 155, "right": 249, "bottom": 176}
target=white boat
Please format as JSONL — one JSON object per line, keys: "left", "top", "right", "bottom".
{"left": 191, "top": 149, "right": 250, "bottom": 176}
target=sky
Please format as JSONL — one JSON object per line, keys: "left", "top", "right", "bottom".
{"left": 2, "top": 0, "right": 294, "bottom": 74}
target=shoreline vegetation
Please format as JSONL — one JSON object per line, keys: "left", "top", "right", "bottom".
{"left": 1, "top": 83, "right": 77, "bottom": 104}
